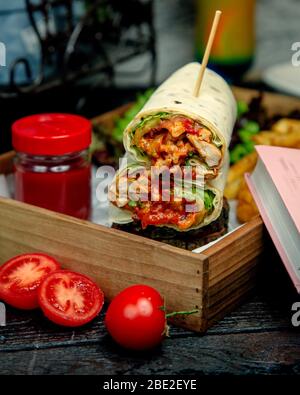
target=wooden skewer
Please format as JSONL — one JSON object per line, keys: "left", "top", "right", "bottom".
{"left": 193, "top": 10, "right": 222, "bottom": 97}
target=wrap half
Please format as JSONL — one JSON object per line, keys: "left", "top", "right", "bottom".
{"left": 108, "top": 162, "right": 224, "bottom": 232}
{"left": 123, "top": 62, "right": 236, "bottom": 179}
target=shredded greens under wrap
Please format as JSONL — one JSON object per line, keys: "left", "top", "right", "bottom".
{"left": 204, "top": 190, "right": 215, "bottom": 213}
{"left": 126, "top": 187, "right": 216, "bottom": 219}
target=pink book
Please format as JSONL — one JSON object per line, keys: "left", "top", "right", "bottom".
{"left": 246, "top": 145, "right": 300, "bottom": 293}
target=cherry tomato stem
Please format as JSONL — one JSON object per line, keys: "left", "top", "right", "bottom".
{"left": 105, "top": 285, "right": 199, "bottom": 350}
{"left": 165, "top": 309, "right": 199, "bottom": 318}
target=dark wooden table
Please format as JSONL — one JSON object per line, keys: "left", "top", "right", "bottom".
{"left": 1, "top": 251, "right": 300, "bottom": 376}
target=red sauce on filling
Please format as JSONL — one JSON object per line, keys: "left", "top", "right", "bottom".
{"left": 126, "top": 200, "right": 197, "bottom": 230}
{"left": 138, "top": 117, "right": 211, "bottom": 167}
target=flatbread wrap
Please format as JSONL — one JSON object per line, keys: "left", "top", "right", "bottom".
{"left": 108, "top": 162, "right": 226, "bottom": 232}
{"left": 123, "top": 62, "right": 236, "bottom": 179}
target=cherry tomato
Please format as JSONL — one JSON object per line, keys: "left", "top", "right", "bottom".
{"left": 105, "top": 284, "right": 166, "bottom": 350}
{"left": 0, "top": 253, "right": 60, "bottom": 310}
{"left": 38, "top": 270, "right": 104, "bottom": 327}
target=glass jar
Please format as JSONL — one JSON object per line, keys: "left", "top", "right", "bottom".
{"left": 12, "top": 113, "right": 92, "bottom": 220}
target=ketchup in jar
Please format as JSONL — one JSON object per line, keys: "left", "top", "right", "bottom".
{"left": 12, "top": 113, "right": 92, "bottom": 220}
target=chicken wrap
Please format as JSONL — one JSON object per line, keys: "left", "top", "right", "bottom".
{"left": 123, "top": 62, "right": 236, "bottom": 179}
{"left": 108, "top": 162, "right": 225, "bottom": 232}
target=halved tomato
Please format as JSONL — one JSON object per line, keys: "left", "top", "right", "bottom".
{"left": 0, "top": 253, "right": 60, "bottom": 309}
{"left": 38, "top": 270, "right": 104, "bottom": 327}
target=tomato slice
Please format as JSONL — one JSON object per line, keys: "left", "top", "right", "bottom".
{"left": 0, "top": 253, "right": 60, "bottom": 310}
{"left": 38, "top": 270, "right": 104, "bottom": 327}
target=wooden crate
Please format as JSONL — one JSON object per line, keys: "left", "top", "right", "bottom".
{"left": 0, "top": 87, "right": 299, "bottom": 332}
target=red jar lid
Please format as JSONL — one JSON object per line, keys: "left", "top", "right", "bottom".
{"left": 12, "top": 113, "right": 92, "bottom": 155}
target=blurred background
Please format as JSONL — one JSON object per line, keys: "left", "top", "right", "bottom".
{"left": 0, "top": 0, "right": 300, "bottom": 153}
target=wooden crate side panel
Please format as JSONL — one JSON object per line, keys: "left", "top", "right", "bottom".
{"left": 207, "top": 281, "right": 256, "bottom": 329}
{"left": 203, "top": 217, "right": 264, "bottom": 329}
{"left": 208, "top": 257, "right": 260, "bottom": 314}
{"left": 0, "top": 197, "right": 207, "bottom": 331}
{"left": 208, "top": 233, "right": 264, "bottom": 289}
{"left": 205, "top": 217, "right": 264, "bottom": 287}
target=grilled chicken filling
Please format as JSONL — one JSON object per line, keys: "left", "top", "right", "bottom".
{"left": 110, "top": 168, "right": 216, "bottom": 230}
{"left": 133, "top": 115, "right": 222, "bottom": 169}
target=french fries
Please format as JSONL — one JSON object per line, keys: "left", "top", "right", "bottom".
{"left": 237, "top": 200, "right": 259, "bottom": 223}
{"left": 236, "top": 180, "right": 259, "bottom": 223}
{"left": 227, "top": 117, "right": 300, "bottom": 223}
{"left": 271, "top": 118, "right": 300, "bottom": 134}
{"left": 252, "top": 118, "right": 300, "bottom": 147}
{"left": 252, "top": 131, "right": 300, "bottom": 147}
{"left": 224, "top": 178, "right": 243, "bottom": 200}
{"left": 224, "top": 151, "right": 257, "bottom": 200}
